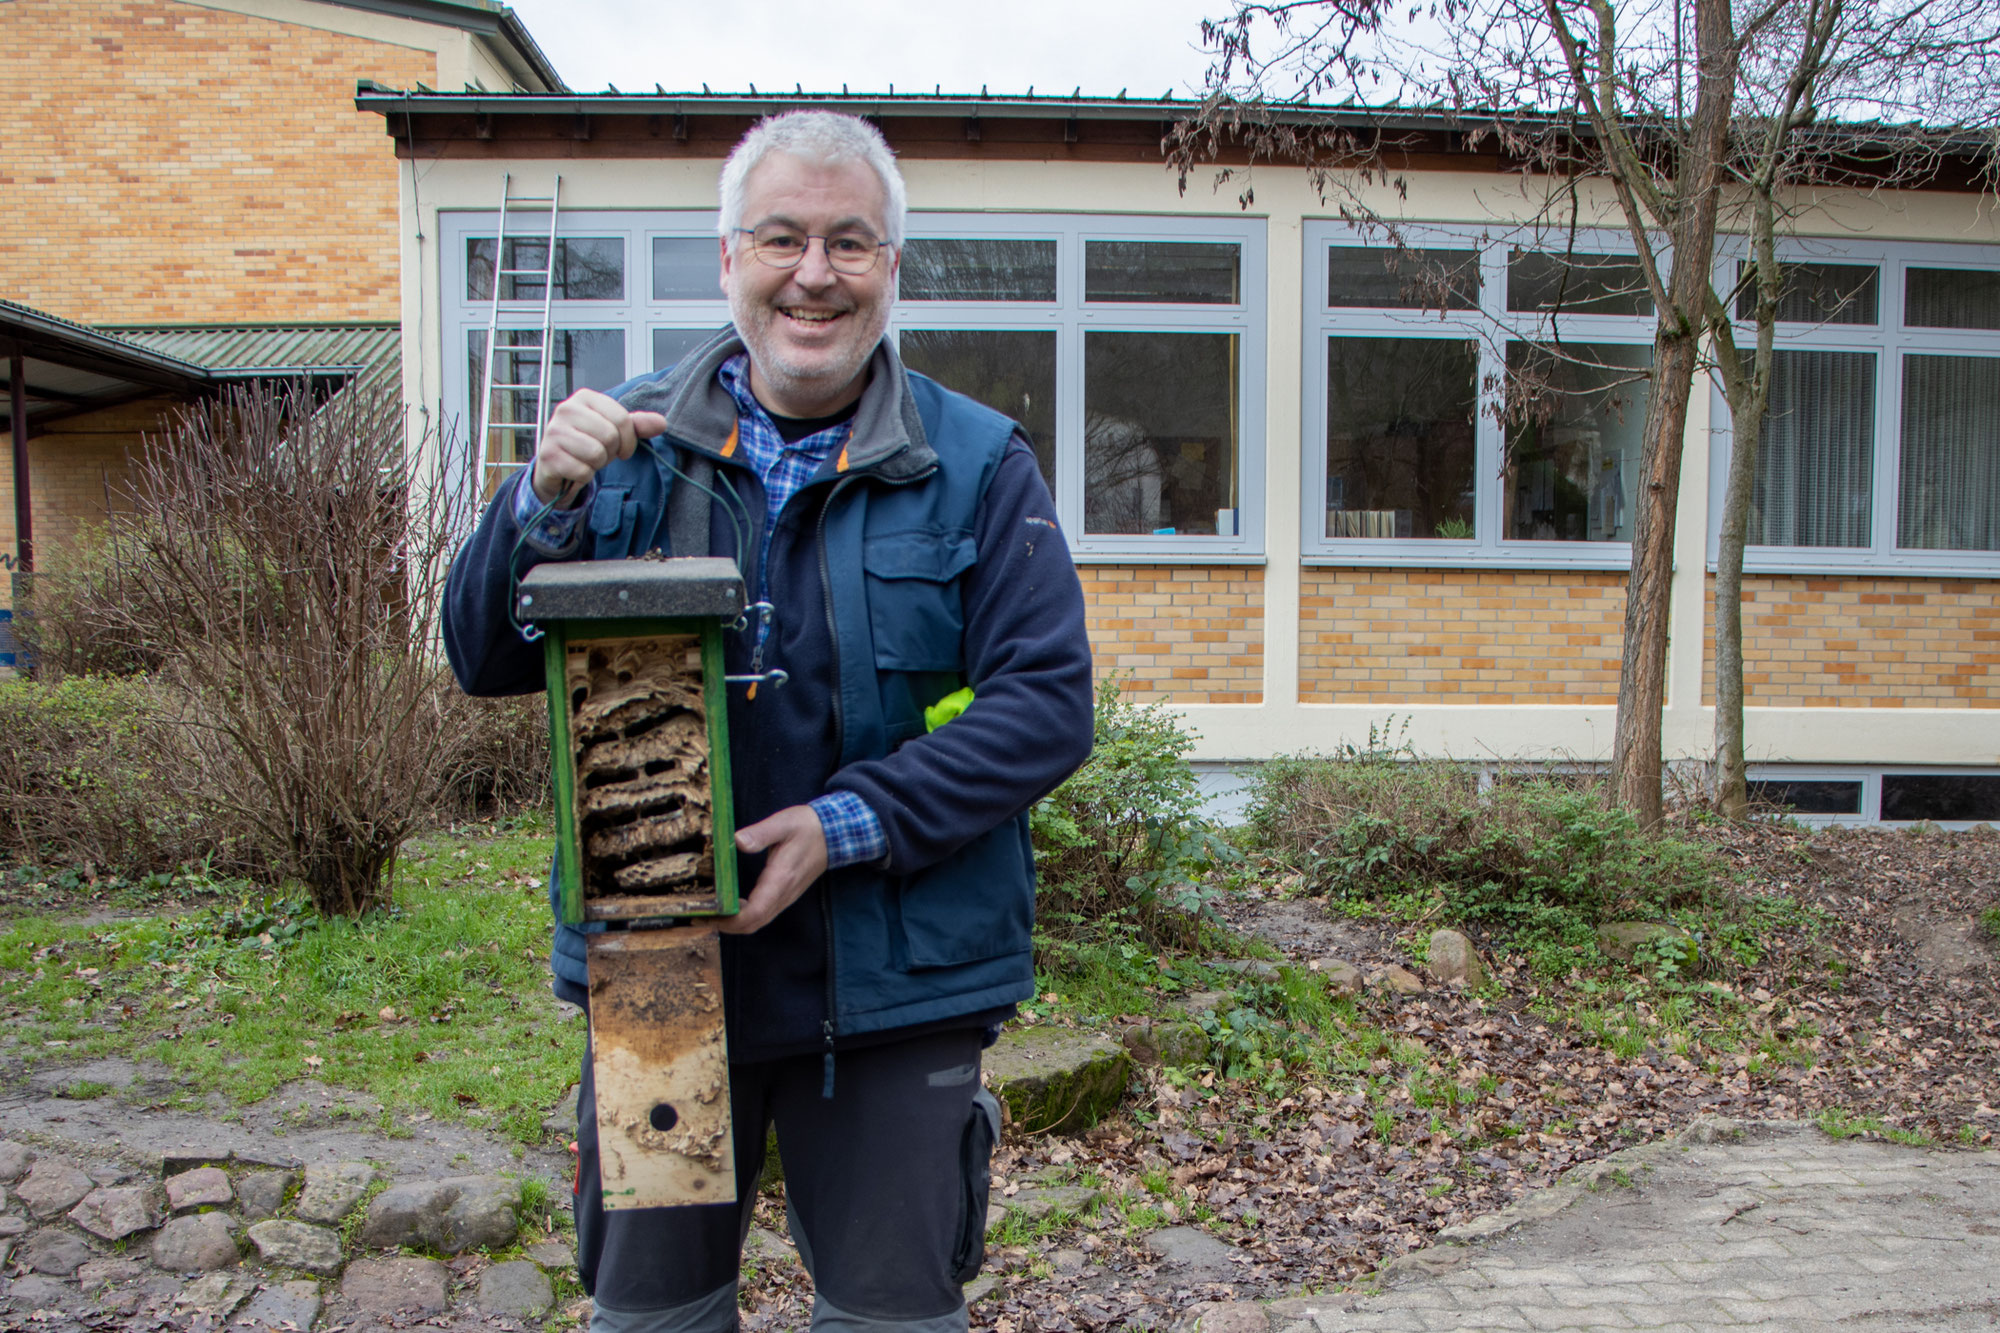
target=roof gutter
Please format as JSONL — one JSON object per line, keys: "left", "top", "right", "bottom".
{"left": 325, "top": 0, "right": 565, "bottom": 91}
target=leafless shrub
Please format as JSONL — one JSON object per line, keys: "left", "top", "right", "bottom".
{"left": 0, "top": 674, "right": 223, "bottom": 876}
{"left": 74, "top": 382, "right": 482, "bottom": 915}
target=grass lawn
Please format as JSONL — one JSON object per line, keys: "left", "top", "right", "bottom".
{"left": 0, "top": 814, "right": 585, "bottom": 1142}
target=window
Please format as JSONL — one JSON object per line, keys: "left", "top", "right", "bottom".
{"left": 895, "top": 216, "right": 1266, "bottom": 556}
{"left": 1304, "top": 224, "right": 1657, "bottom": 564}
{"left": 1709, "top": 241, "right": 2000, "bottom": 575}
{"left": 445, "top": 212, "right": 730, "bottom": 496}
{"left": 442, "top": 212, "right": 1265, "bottom": 553}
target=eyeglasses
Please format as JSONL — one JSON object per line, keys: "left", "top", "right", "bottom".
{"left": 733, "top": 223, "right": 890, "bottom": 276}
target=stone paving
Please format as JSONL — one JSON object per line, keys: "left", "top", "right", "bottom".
{"left": 1195, "top": 1118, "right": 2000, "bottom": 1332}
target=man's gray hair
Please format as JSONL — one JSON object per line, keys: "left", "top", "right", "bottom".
{"left": 717, "top": 111, "right": 908, "bottom": 248}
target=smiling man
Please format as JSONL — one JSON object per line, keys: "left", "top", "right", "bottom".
{"left": 442, "top": 112, "right": 1095, "bottom": 1332}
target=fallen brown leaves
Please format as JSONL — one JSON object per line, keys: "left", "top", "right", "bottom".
{"left": 735, "top": 820, "right": 1997, "bottom": 1331}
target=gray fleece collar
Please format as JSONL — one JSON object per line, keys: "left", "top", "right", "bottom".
{"left": 616, "top": 326, "right": 936, "bottom": 481}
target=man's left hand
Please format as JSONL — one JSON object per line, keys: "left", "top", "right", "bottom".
{"left": 720, "top": 805, "right": 828, "bottom": 935}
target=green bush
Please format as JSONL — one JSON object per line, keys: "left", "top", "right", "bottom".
{"left": 1030, "top": 677, "right": 1228, "bottom": 957}
{"left": 0, "top": 674, "right": 214, "bottom": 875}
{"left": 1246, "top": 749, "right": 1724, "bottom": 944}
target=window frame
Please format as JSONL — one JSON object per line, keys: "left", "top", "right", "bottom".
{"left": 896, "top": 212, "right": 1267, "bottom": 561}
{"left": 443, "top": 210, "right": 1266, "bottom": 559}
{"left": 1704, "top": 236, "right": 2000, "bottom": 578}
{"left": 442, "top": 209, "right": 729, "bottom": 486}
{"left": 1301, "top": 221, "right": 1663, "bottom": 568}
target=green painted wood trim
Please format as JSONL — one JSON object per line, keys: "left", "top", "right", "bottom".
{"left": 544, "top": 625, "right": 585, "bottom": 927}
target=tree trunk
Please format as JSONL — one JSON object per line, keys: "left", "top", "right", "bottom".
{"left": 1712, "top": 381, "right": 1758, "bottom": 819}
{"left": 1608, "top": 0, "right": 1738, "bottom": 826}
{"left": 1611, "top": 331, "right": 1702, "bottom": 825}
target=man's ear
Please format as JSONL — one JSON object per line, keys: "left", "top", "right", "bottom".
{"left": 718, "top": 234, "right": 733, "bottom": 293}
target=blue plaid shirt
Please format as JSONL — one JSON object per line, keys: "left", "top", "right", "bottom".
{"left": 515, "top": 355, "right": 888, "bottom": 870}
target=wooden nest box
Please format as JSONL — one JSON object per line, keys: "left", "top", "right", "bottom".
{"left": 517, "top": 556, "right": 748, "bottom": 1210}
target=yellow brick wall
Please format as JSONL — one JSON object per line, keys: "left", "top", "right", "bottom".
{"left": 1706, "top": 575, "right": 2000, "bottom": 708}
{"left": 0, "top": 0, "right": 433, "bottom": 325}
{"left": 0, "top": 401, "right": 175, "bottom": 612}
{"left": 1299, "top": 568, "right": 1627, "bottom": 704}
{"left": 1081, "top": 566, "right": 1264, "bottom": 704}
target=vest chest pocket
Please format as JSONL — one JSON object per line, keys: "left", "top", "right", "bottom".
{"left": 862, "top": 528, "right": 977, "bottom": 673}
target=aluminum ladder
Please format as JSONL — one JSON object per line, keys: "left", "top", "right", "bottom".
{"left": 475, "top": 172, "right": 564, "bottom": 498}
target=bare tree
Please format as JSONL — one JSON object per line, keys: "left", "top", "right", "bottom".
{"left": 1177, "top": 0, "right": 2000, "bottom": 825}
{"left": 92, "top": 383, "right": 482, "bottom": 915}
{"left": 1700, "top": 0, "right": 2000, "bottom": 816}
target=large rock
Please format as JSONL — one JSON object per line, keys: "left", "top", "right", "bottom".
{"left": 235, "top": 1169, "right": 294, "bottom": 1220}
{"left": 341, "top": 1257, "right": 448, "bottom": 1316}
{"left": 1143, "top": 1226, "right": 1244, "bottom": 1282}
{"left": 1001, "top": 1183, "right": 1100, "bottom": 1225}
{"left": 239, "top": 1279, "right": 322, "bottom": 1332}
{"left": 1173, "top": 1303, "right": 1273, "bottom": 1333}
{"left": 542, "top": 1084, "right": 580, "bottom": 1136}
{"left": 0, "top": 1141, "right": 35, "bottom": 1183}
{"left": 985, "top": 1027, "right": 1131, "bottom": 1134}
{"left": 23, "top": 1230, "right": 96, "bottom": 1276}
{"left": 356, "top": 1175, "right": 517, "bottom": 1254}
{"left": 477, "top": 1260, "right": 553, "bottom": 1317}
{"left": 246, "top": 1220, "right": 344, "bottom": 1275}
{"left": 166, "top": 1167, "right": 233, "bottom": 1212}
{"left": 1378, "top": 965, "right": 1425, "bottom": 994}
{"left": 1426, "top": 929, "right": 1489, "bottom": 988}
{"left": 0, "top": 1214, "right": 26, "bottom": 1237}
{"left": 1595, "top": 921, "right": 1698, "bottom": 969}
{"left": 75, "top": 1256, "right": 146, "bottom": 1292}
{"left": 151, "top": 1212, "right": 239, "bottom": 1272}
{"left": 70, "top": 1183, "right": 166, "bottom": 1239}
{"left": 16, "top": 1156, "right": 95, "bottom": 1218}
{"left": 523, "top": 1239, "right": 575, "bottom": 1271}
{"left": 293, "top": 1161, "right": 378, "bottom": 1225}
{"left": 1313, "top": 959, "right": 1363, "bottom": 995}
{"left": 1121, "top": 1020, "right": 1209, "bottom": 1069}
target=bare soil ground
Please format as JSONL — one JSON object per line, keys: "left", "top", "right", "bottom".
{"left": 738, "top": 821, "right": 2000, "bottom": 1331}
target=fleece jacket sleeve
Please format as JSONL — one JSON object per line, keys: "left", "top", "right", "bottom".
{"left": 441, "top": 468, "right": 584, "bottom": 698}
{"left": 824, "top": 435, "right": 1096, "bottom": 875}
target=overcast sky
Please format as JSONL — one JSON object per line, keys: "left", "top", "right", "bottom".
{"left": 502, "top": 0, "right": 1227, "bottom": 99}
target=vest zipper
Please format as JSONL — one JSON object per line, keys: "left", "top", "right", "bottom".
{"left": 812, "top": 461, "right": 937, "bottom": 1095}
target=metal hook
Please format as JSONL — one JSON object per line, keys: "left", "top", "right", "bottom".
{"left": 724, "top": 669, "right": 789, "bottom": 689}
{"left": 728, "top": 600, "right": 777, "bottom": 634}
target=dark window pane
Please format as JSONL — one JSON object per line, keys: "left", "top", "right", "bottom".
{"left": 1083, "top": 331, "right": 1239, "bottom": 535}
{"left": 467, "top": 236, "right": 624, "bottom": 301}
{"left": 469, "top": 328, "right": 627, "bottom": 466}
{"left": 1906, "top": 268, "right": 2000, "bottom": 330}
{"left": 899, "top": 329, "right": 1057, "bottom": 497}
{"left": 902, "top": 239, "right": 1058, "bottom": 301}
{"left": 653, "top": 237, "right": 720, "bottom": 300}
{"left": 652, "top": 328, "right": 718, "bottom": 372}
{"left": 1084, "top": 241, "right": 1240, "bottom": 304}
{"left": 1507, "top": 251, "right": 1653, "bottom": 316}
{"left": 1881, "top": 774, "right": 2000, "bottom": 822}
{"left": 1747, "top": 780, "right": 1863, "bottom": 815}
{"left": 1899, "top": 354, "right": 2000, "bottom": 552}
{"left": 1325, "top": 338, "right": 1477, "bottom": 539}
{"left": 1504, "top": 343, "right": 1652, "bottom": 541}
{"left": 1328, "top": 247, "right": 1479, "bottom": 310}
{"left": 1751, "top": 349, "right": 1875, "bottom": 548}
{"left": 1737, "top": 262, "right": 1878, "bottom": 324}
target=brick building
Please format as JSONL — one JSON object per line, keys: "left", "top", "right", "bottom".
{"left": 358, "top": 90, "right": 1998, "bottom": 820}
{"left": 0, "top": 0, "right": 561, "bottom": 652}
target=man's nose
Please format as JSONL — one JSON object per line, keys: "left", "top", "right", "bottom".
{"left": 792, "top": 237, "right": 839, "bottom": 287}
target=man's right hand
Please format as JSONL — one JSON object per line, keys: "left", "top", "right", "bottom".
{"left": 530, "top": 388, "right": 670, "bottom": 506}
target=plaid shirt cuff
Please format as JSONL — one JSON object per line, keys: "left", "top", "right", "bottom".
{"left": 512, "top": 473, "right": 595, "bottom": 555}
{"left": 811, "top": 791, "right": 887, "bottom": 869}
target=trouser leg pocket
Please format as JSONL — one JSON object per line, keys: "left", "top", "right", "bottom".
{"left": 950, "top": 1087, "right": 1001, "bottom": 1285}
